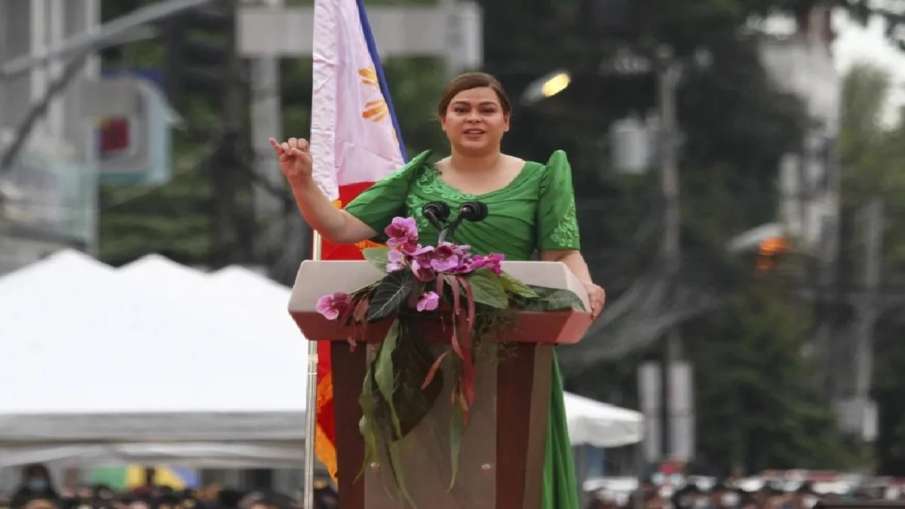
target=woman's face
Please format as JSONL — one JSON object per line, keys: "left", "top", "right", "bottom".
{"left": 440, "top": 86, "right": 509, "bottom": 156}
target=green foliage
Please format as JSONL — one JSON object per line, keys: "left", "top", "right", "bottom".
{"left": 514, "top": 287, "right": 586, "bottom": 312}
{"left": 375, "top": 320, "right": 404, "bottom": 438}
{"left": 98, "top": 137, "right": 214, "bottom": 267}
{"left": 468, "top": 269, "right": 509, "bottom": 309}
{"left": 837, "top": 63, "right": 905, "bottom": 474}
{"left": 873, "top": 319, "right": 905, "bottom": 474}
{"left": 363, "top": 247, "right": 390, "bottom": 271}
{"left": 839, "top": 64, "right": 896, "bottom": 203}
{"left": 367, "top": 270, "right": 418, "bottom": 321}
{"left": 686, "top": 283, "right": 861, "bottom": 473}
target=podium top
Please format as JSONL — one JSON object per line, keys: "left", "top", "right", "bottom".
{"left": 289, "top": 260, "right": 588, "bottom": 311}
{"left": 288, "top": 260, "right": 592, "bottom": 344}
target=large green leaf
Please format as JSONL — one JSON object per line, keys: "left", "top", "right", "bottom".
{"left": 363, "top": 247, "right": 390, "bottom": 272}
{"left": 368, "top": 270, "right": 417, "bottom": 321}
{"left": 375, "top": 321, "right": 403, "bottom": 438}
{"left": 448, "top": 405, "right": 465, "bottom": 492}
{"left": 357, "top": 364, "right": 381, "bottom": 481}
{"left": 468, "top": 270, "right": 509, "bottom": 309}
{"left": 387, "top": 441, "right": 417, "bottom": 508}
{"left": 392, "top": 325, "right": 443, "bottom": 436}
{"left": 515, "top": 286, "right": 586, "bottom": 312}
{"left": 500, "top": 272, "right": 538, "bottom": 299}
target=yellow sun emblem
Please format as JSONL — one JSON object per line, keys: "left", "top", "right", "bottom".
{"left": 358, "top": 67, "right": 378, "bottom": 87}
{"left": 362, "top": 99, "right": 389, "bottom": 122}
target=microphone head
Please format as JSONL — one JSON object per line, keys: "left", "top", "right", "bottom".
{"left": 459, "top": 201, "right": 488, "bottom": 222}
{"left": 422, "top": 201, "right": 451, "bottom": 221}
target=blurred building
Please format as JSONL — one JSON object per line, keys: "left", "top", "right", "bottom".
{"left": 0, "top": 0, "right": 101, "bottom": 275}
{"left": 759, "top": 6, "right": 840, "bottom": 254}
{"left": 0, "top": 0, "right": 176, "bottom": 276}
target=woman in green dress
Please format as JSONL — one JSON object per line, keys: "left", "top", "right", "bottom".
{"left": 271, "top": 72, "right": 606, "bottom": 509}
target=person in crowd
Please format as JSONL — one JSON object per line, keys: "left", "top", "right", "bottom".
{"left": 311, "top": 476, "right": 337, "bottom": 509}
{"left": 21, "top": 498, "right": 60, "bottom": 509}
{"left": 10, "top": 465, "right": 59, "bottom": 509}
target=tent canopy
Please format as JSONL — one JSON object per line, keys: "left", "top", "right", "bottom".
{"left": 0, "top": 250, "right": 641, "bottom": 467}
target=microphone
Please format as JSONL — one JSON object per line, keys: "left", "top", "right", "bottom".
{"left": 439, "top": 201, "right": 489, "bottom": 243}
{"left": 422, "top": 201, "right": 451, "bottom": 230}
{"left": 458, "top": 201, "right": 488, "bottom": 222}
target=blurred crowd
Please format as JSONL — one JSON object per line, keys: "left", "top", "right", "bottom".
{"left": 584, "top": 472, "right": 905, "bottom": 509}
{"left": 0, "top": 466, "right": 338, "bottom": 509}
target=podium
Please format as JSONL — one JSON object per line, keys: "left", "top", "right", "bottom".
{"left": 289, "top": 261, "right": 592, "bottom": 509}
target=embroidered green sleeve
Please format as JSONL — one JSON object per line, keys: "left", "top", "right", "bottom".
{"left": 549, "top": 200, "right": 580, "bottom": 248}
{"left": 538, "top": 150, "right": 581, "bottom": 251}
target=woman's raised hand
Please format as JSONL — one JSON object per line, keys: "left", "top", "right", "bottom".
{"left": 269, "top": 137, "right": 313, "bottom": 187}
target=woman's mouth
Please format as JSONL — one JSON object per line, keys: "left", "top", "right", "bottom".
{"left": 463, "top": 129, "right": 485, "bottom": 135}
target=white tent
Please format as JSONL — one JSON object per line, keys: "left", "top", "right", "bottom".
{"left": 563, "top": 393, "right": 642, "bottom": 448}
{"left": 0, "top": 250, "right": 641, "bottom": 468}
{"left": 0, "top": 251, "right": 309, "bottom": 468}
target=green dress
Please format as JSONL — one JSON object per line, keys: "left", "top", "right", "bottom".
{"left": 345, "top": 149, "right": 581, "bottom": 509}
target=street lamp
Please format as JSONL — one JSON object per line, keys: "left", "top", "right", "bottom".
{"left": 520, "top": 69, "right": 572, "bottom": 105}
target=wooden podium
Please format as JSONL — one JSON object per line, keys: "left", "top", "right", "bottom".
{"left": 289, "top": 261, "right": 592, "bottom": 509}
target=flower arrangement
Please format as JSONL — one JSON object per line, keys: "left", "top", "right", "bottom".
{"left": 316, "top": 216, "right": 584, "bottom": 504}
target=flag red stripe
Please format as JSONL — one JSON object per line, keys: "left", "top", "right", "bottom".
{"left": 315, "top": 181, "right": 376, "bottom": 479}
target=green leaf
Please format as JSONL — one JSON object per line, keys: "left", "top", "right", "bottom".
{"left": 468, "top": 269, "right": 509, "bottom": 309}
{"left": 375, "top": 320, "right": 403, "bottom": 439}
{"left": 448, "top": 406, "right": 465, "bottom": 492}
{"left": 357, "top": 365, "right": 381, "bottom": 481}
{"left": 500, "top": 272, "right": 538, "bottom": 299}
{"left": 387, "top": 441, "right": 418, "bottom": 508}
{"left": 368, "top": 270, "right": 417, "bottom": 321}
{"left": 363, "top": 247, "right": 390, "bottom": 272}
{"left": 393, "top": 325, "right": 443, "bottom": 436}
{"left": 517, "top": 286, "right": 586, "bottom": 312}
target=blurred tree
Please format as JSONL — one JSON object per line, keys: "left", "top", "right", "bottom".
{"left": 836, "top": 63, "right": 905, "bottom": 474}
{"left": 687, "top": 282, "right": 860, "bottom": 474}
{"left": 98, "top": 1, "right": 218, "bottom": 267}
{"left": 484, "top": 0, "right": 865, "bottom": 473}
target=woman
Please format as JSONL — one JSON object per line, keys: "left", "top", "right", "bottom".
{"left": 271, "top": 72, "right": 605, "bottom": 508}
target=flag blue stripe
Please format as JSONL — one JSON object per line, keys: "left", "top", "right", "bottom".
{"left": 356, "top": 0, "right": 408, "bottom": 162}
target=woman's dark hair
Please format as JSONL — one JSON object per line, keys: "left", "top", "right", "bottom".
{"left": 437, "top": 72, "right": 511, "bottom": 117}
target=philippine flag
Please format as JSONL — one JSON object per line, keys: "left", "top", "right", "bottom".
{"left": 308, "top": 0, "right": 407, "bottom": 479}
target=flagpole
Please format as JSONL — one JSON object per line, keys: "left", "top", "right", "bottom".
{"left": 303, "top": 230, "right": 322, "bottom": 509}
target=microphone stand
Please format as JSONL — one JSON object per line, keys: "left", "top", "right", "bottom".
{"left": 438, "top": 201, "right": 488, "bottom": 244}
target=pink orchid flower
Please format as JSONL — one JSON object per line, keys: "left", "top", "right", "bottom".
{"left": 416, "top": 291, "right": 440, "bottom": 312}
{"left": 316, "top": 292, "right": 351, "bottom": 320}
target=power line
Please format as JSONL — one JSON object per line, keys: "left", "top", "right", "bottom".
{"left": 0, "top": 0, "right": 215, "bottom": 79}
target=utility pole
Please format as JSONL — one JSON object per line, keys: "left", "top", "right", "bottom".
{"left": 835, "top": 198, "right": 884, "bottom": 441}
{"left": 247, "top": 0, "right": 283, "bottom": 250}
{"left": 244, "top": 0, "right": 310, "bottom": 282}
{"left": 657, "top": 46, "right": 694, "bottom": 463}
{"left": 854, "top": 199, "right": 882, "bottom": 401}
{"left": 210, "top": 0, "right": 254, "bottom": 266}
